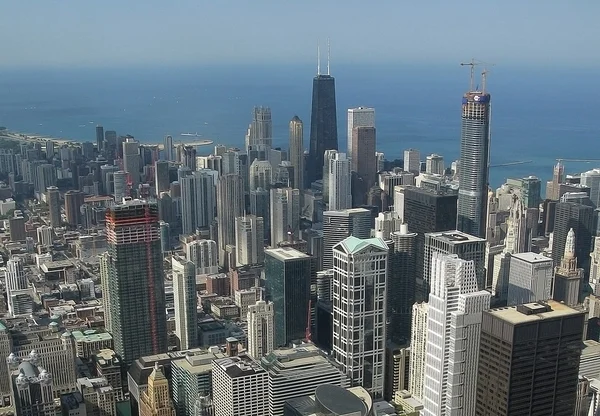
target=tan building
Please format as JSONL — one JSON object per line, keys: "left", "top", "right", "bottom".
{"left": 139, "top": 363, "right": 176, "bottom": 416}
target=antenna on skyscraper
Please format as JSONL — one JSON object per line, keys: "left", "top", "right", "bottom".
{"left": 317, "top": 41, "right": 321, "bottom": 75}
{"left": 327, "top": 38, "right": 331, "bottom": 75}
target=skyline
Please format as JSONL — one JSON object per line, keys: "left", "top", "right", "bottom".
{"left": 2, "top": 1, "right": 600, "bottom": 68}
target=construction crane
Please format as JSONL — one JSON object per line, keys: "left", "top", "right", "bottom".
{"left": 460, "top": 59, "right": 494, "bottom": 92}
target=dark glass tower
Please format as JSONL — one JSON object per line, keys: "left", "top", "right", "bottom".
{"left": 96, "top": 124, "right": 104, "bottom": 152}
{"left": 105, "top": 200, "right": 167, "bottom": 363}
{"left": 308, "top": 71, "right": 338, "bottom": 184}
{"left": 457, "top": 91, "right": 491, "bottom": 238}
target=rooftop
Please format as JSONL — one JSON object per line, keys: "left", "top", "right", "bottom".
{"left": 335, "top": 236, "right": 388, "bottom": 254}
{"left": 426, "top": 230, "right": 486, "bottom": 243}
{"left": 323, "top": 207, "right": 370, "bottom": 216}
{"left": 511, "top": 252, "right": 553, "bottom": 264}
{"left": 72, "top": 329, "right": 112, "bottom": 343}
{"left": 265, "top": 247, "right": 310, "bottom": 261}
{"left": 486, "top": 300, "right": 582, "bottom": 325}
{"left": 214, "top": 354, "right": 265, "bottom": 378}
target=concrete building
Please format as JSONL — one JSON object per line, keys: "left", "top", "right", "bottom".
{"left": 403, "top": 148, "right": 421, "bottom": 176}
{"left": 185, "top": 239, "right": 219, "bottom": 276}
{"left": 172, "top": 256, "right": 198, "bottom": 350}
{"left": 322, "top": 208, "right": 372, "bottom": 270}
{"left": 350, "top": 126, "right": 377, "bottom": 188}
{"left": 552, "top": 202, "right": 594, "bottom": 278}
{"left": 139, "top": 363, "right": 176, "bottom": 416}
{"left": 8, "top": 358, "right": 55, "bottom": 416}
{"left": 476, "top": 301, "right": 585, "bottom": 415}
{"left": 422, "top": 253, "right": 491, "bottom": 416}
{"left": 247, "top": 300, "right": 274, "bottom": 360}
{"left": 425, "top": 154, "right": 445, "bottom": 175}
{"left": 409, "top": 302, "right": 428, "bottom": 402}
{"left": 37, "top": 225, "right": 53, "bottom": 247}
{"left": 180, "top": 170, "right": 217, "bottom": 235}
{"left": 47, "top": 186, "right": 61, "bottom": 227}
{"left": 212, "top": 354, "right": 268, "bottom": 416}
{"left": 270, "top": 187, "right": 300, "bottom": 247}
{"left": 72, "top": 330, "right": 113, "bottom": 360}
{"left": 332, "top": 236, "right": 388, "bottom": 398}
{"left": 347, "top": 107, "right": 375, "bottom": 161}
{"left": 288, "top": 116, "right": 304, "bottom": 191}
{"left": 122, "top": 138, "right": 141, "bottom": 188}
{"left": 507, "top": 252, "right": 553, "bottom": 306}
{"left": 64, "top": 190, "right": 85, "bottom": 228}
{"left": 6, "top": 258, "right": 28, "bottom": 316}
{"left": 77, "top": 377, "right": 118, "bottom": 416}
{"left": 554, "top": 228, "right": 585, "bottom": 306}
{"left": 581, "top": 168, "right": 600, "bottom": 207}
{"left": 235, "top": 215, "right": 265, "bottom": 267}
{"left": 249, "top": 159, "right": 273, "bottom": 191}
{"left": 216, "top": 174, "right": 244, "bottom": 267}
{"left": 328, "top": 152, "right": 351, "bottom": 211}
{"left": 93, "top": 349, "right": 124, "bottom": 400}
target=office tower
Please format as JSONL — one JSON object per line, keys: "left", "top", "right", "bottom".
{"left": 581, "top": 168, "right": 600, "bottom": 207}
{"left": 96, "top": 125, "right": 104, "bottom": 151}
{"left": 422, "top": 253, "right": 491, "bottom": 416}
{"left": 270, "top": 187, "right": 300, "bottom": 246}
{"left": 547, "top": 160, "right": 565, "bottom": 200}
{"left": 328, "top": 152, "right": 351, "bottom": 210}
{"left": 246, "top": 300, "right": 274, "bottom": 360}
{"left": 245, "top": 106, "right": 273, "bottom": 151}
{"left": 113, "top": 170, "right": 128, "bottom": 201}
{"left": 6, "top": 258, "right": 28, "bottom": 316}
{"left": 47, "top": 186, "right": 61, "bottom": 227}
{"left": 235, "top": 215, "right": 265, "bottom": 266}
{"left": 590, "top": 237, "right": 600, "bottom": 296}
{"left": 35, "top": 163, "right": 56, "bottom": 194}
{"left": 64, "top": 190, "right": 85, "bottom": 228}
{"left": 216, "top": 174, "right": 244, "bottom": 266}
{"left": 76, "top": 377, "right": 118, "bottom": 416}
{"left": 308, "top": 47, "right": 338, "bottom": 184}
{"left": 409, "top": 302, "right": 428, "bottom": 402}
{"left": 99, "top": 253, "right": 112, "bottom": 332}
{"left": 423, "top": 231, "right": 486, "bottom": 297}
{"left": 249, "top": 159, "right": 272, "bottom": 191}
{"left": 518, "top": 175, "right": 542, "bottom": 209}
{"left": 374, "top": 211, "right": 401, "bottom": 240}
{"left": 8, "top": 359, "right": 55, "bottom": 416}
{"left": 457, "top": 87, "right": 491, "bottom": 238}
{"left": 163, "top": 135, "right": 174, "bottom": 161}
{"left": 322, "top": 208, "right": 372, "bottom": 270}
{"left": 425, "top": 154, "right": 445, "bottom": 175}
{"left": 288, "top": 116, "right": 304, "bottom": 191}
{"left": 154, "top": 160, "right": 170, "bottom": 195}
{"left": 105, "top": 201, "right": 167, "bottom": 363}
{"left": 261, "top": 344, "right": 349, "bottom": 416}
{"left": 171, "top": 354, "right": 221, "bottom": 416}
{"left": 104, "top": 130, "right": 117, "bottom": 159}
{"left": 8, "top": 213, "right": 26, "bottom": 242}
{"left": 388, "top": 225, "right": 417, "bottom": 344}
{"left": 181, "top": 170, "right": 217, "bottom": 235}
{"left": 172, "top": 256, "right": 198, "bottom": 350}
{"left": 212, "top": 354, "right": 268, "bottom": 416}
{"left": 123, "top": 138, "right": 141, "bottom": 188}
{"left": 265, "top": 247, "right": 311, "bottom": 346}
{"left": 37, "top": 225, "right": 53, "bottom": 247}
{"left": 159, "top": 220, "right": 170, "bottom": 253}
{"left": 506, "top": 252, "right": 553, "bottom": 306}
{"left": 322, "top": 149, "right": 339, "bottom": 202}
{"left": 185, "top": 240, "right": 218, "bottom": 275}
{"left": 476, "top": 301, "right": 584, "bottom": 416}
{"left": 182, "top": 146, "right": 197, "bottom": 171}
{"left": 553, "top": 202, "right": 594, "bottom": 277}
{"left": 332, "top": 236, "right": 388, "bottom": 398}
{"left": 553, "top": 228, "right": 585, "bottom": 306}
{"left": 138, "top": 364, "right": 176, "bottom": 416}
{"left": 347, "top": 107, "right": 375, "bottom": 160}
{"left": 100, "top": 164, "right": 118, "bottom": 195}
{"left": 351, "top": 126, "right": 377, "bottom": 204}
{"left": 403, "top": 149, "right": 421, "bottom": 175}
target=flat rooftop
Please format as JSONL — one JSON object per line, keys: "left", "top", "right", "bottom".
{"left": 426, "top": 230, "right": 486, "bottom": 243}
{"left": 486, "top": 300, "right": 582, "bottom": 325}
{"left": 265, "top": 247, "right": 309, "bottom": 261}
{"left": 511, "top": 252, "right": 553, "bottom": 264}
{"left": 323, "top": 207, "right": 370, "bottom": 216}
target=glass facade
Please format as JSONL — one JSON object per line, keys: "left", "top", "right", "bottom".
{"left": 308, "top": 75, "right": 338, "bottom": 184}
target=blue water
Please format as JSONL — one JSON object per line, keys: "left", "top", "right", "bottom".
{"left": 0, "top": 63, "right": 598, "bottom": 189}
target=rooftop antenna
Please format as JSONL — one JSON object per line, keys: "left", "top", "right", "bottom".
{"left": 317, "top": 41, "right": 321, "bottom": 75}
{"left": 327, "top": 38, "right": 331, "bottom": 75}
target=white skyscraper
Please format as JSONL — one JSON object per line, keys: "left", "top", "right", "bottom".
{"left": 425, "top": 154, "right": 445, "bottom": 175}
{"left": 172, "top": 256, "right": 198, "bottom": 350}
{"left": 403, "top": 149, "right": 421, "bottom": 176}
{"left": 6, "top": 258, "right": 29, "bottom": 315}
{"left": 328, "top": 152, "right": 352, "bottom": 210}
{"left": 269, "top": 187, "right": 300, "bottom": 246}
{"left": 507, "top": 252, "right": 553, "bottom": 306}
{"left": 581, "top": 168, "right": 600, "bottom": 207}
{"left": 332, "top": 236, "right": 388, "bottom": 398}
{"left": 185, "top": 239, "right": 219, "bottom": 275}
{"left": 164, "top": 135, "right": 174, "bottom": 161}
{"left": 347, "top": 107, "right": 375, "bottom": 161}
{"left": 246, "top": 300, "right": 274, "bottom": 360}
{"left": 422, "top": 253, "right": 491, "bottom": 416}
{"left": 235, "top": 215, "right": 265, "bottom": 266}
{"left": 180, "top": 170, "right": 217, "bottom": 235}
{"left": 249, "top": 160, "right": 273, "bottom": 191}
{"left": 409, "top": 302, "right": 428, "bottom": 402}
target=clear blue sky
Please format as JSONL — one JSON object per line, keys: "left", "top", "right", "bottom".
{"left": 2, "top": 0, "right": 599, "bottom": 68}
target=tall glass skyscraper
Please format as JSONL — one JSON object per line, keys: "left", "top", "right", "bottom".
{"left": 457, "top": 91, "right": 491, "bottom": 238}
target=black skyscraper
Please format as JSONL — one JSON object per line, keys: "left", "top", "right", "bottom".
{"left": 308, "top": 65, "right": 338, "bottom": 184}
{"left": 96, "top": 125, "right": 104, "bottom": 152}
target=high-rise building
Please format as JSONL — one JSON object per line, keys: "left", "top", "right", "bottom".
{"left": 154, "top": 160, "right": 170, "bottom": 195}
{"left": 457, "top": 89, "right": 491, "bottom": 238}
{"left": 270, "top": 187, "right": 300, "bottom": 247}
{"left": 139, "top": 364, "right": 176, "bottom": 416}
{"left": 185, "top": 239, "right": 219, "bottom": 275}
{"left": 265, "top": 247, "right": 311, "bottom": 347}
{"left": 409, "top": 302, "right": 428, "bottom": 402}
{"left": 425, "top": 154, "right": 445, "bottom": 175}
{"left": 552, "top": 202, "right": 594, "bottom": 278}
{"left": 6, "top": 257, "right": 28, "bottom": 316}
{"left": 322, "top": 208, "right": 372, "bottom": 270}
{"left": 322, "top": 149, "right": 339, "bottom": 202}
{"left": 216, "top": 174, "right": 244, "bottom": 266}
{"left": 403, "top": 149, "right": 421, "bottom": 176}
{"left": 553, "top": 228, "right": 585, "bottom": 306}
{"left": 347, "top": 107, "right": 375, "bottom": 161}
{"left": 351, "top": 126, "right": 377, "bottom": 203}
{"left": 64, "top": 190, "right": 85, "bottom": 228}
{"left": 476, "top": 301, "right": 585, "bottom": 415}
{"left": 422, "top": 253, "right": 491, "bottom": 416}
{"left": 260, "top": 344, "right": 349, "bottom": 416}
{"left": 388, "top": 225, "right": 417, "bottom": 344}
{"left": 123, "top": 138, "right": 141, "bottom": 188}
{"left": 96, "top": 125, "right": 104, "bottom": 152}
{"left": 37, "top": 225, "right": 53, "bottom": 247}
{"left": 507, "top": 252, "right": 553, "bottom": 306}
{"left": 581, "top": 168, "right": 600, "bottom": 207}
{"left": 172, "top": 256, "right": 198, "bottom": 350}
{"left": 546, "top": 161, "right": 565, "bottom": 200}
{"left": 247, "top": 300, "right": 274, "bottom": 360}
{"left": 332, "top": 236, "right": 388, "bottom": 398}
{"left": 8, "top": 359, "right": 55, "bottom": 416}
{"left": 590, "top": 237, "right": 600, "bottom": 296}
{"left": 289, "top": 116, "right": 304, "bottom": 191}
{"left": 163, "top": 135, "right": 174, "bottom": 161}
{"left": 423, "top": 230, "right": 486, "bottom": 299}
{"left": 245, "top": 106, "right": 273, "bottom": 152}
{"left": 181, "top": 170, "right": 217, "bottom": 235}
{"left": 328, "top": 152, "right": 351, "bottom": 210}
{"left": 113, "top": 170, "right": 128, "bottom": 202}
{"left": 235, "top": 215, "right": 265, "bottom": 266}
{"left": 35, "top": 163, "right": 57, "bottom": 194}
{"left": 308, "top": 53, "right": 338, "bottom": 184}
{"left": 8, "top": 213, "right": 26, "bottom": 242}
{"left": 105, "top": 200, "right": 167, "bottom": 363}
{"left": 212, "top": 354, "right": 268, "bottom": 416}
{"left": 47, "top": 186, "right": 61, "bottom": 228}
{"left": 249, "top": 159, "right": 273, "bottom": 191}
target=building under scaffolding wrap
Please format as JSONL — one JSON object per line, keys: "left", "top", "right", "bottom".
{"left": 105, "top": 200, "right": 168, "bottom": 364}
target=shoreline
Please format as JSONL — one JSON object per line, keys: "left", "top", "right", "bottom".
{"left": 0, "top": 129, "right": 78, "bottom": 146}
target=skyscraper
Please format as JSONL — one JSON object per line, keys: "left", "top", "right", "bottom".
{"left": 422, "top": 253, "right": 491, "bottom": 416}
{"left": 139, "top": 364, "right": 176, "bottom": 416}
{"left": 6, "top": 257, "right": 28, "bottom": 316}
{"left": 216, "top": 174, "right": 244, "bottom": 266}
{"left": 163, "top": 135, "right": 174, "bottom": 161}
{"left": 154, "top": 160, "right": 170, "bottom": 195}
{"left": 246, "top": 300, "right": 274, "bottom": 360}
{"left": 351, "top": 126, "right": 377, "bottom": 204}
{"left": 113, "top": 170, "right": 128, "bottom": 202}
{"left": 347, "top": 107, "right": 375, "bottom": 160}
{"left": 553, "top": 228, "right": 585, "bottom": 306}
{"left": 507, "top": 252, "right": 553, "bottom": 306}
{"left": 185, "top": 239, "right": 219, "bottom": 275}
{"left": 64, "top": 190, "right": 85, "bottom": 228}
{"left": 328, "top": 152, "right": 351, "bottom": 210}
{"left": 172, "top": 256, "right": 198, "bottom": 350}
{"left": 123, "top": 138, "right": 141, "bottom": 188}
{"left": 322, "top": 208, "right": 372, "bottom": 270}
{"left": 552, "top": 202, "right": 594, "bottom": 278}
{"left": 308, "top": 47, "right": 338, "bottom": 184}
{"left": 425, "top": 154, "right": 445, "bottom": 175}
{"left": 476, "top": 301, "right": 585, "bottom": 416}
{"left": 249, "top": 160, "right": 273, "bottom": 191}
{"left": 332, "top": 236, "right": 388, "bottom": 398}
{"left": 105, "top": 200, "right": 167, "bottom": 363}
{"left": 403, "top": 149, "right": 421, "bottom": 176}
{"left": 322, "top": 149, "right": 339, "bottom": 202}
{"left": 47, "top": 186, "right": 61, "bottom": 228}
{"left": 265, "top": 247, "right": 311, "bottom": 347}
{"left": 409, "top": 302, "right": 428, "bottom": 402}
{"left": 235, "top": 215, "right": 265, "bottom": 266}
{"left": 269, "top": 187, "right": 300, "bottom": 247}
{"left": 180, "top": 170, "right": 216, "bottom": 235}
{"left": 96, "top": 125, "right": 104, "bottom": 152}
{"left": 289, "top": 116, "right": 304, "bottom": 191}
{"left": 457, "top": 88, "right": 491, "bottom": 238}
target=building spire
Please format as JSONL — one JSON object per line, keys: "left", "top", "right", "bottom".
{"left": 565, "top": 228, "right": 576, "bottom": 259}
{"left": 317, "top": 41, "right": 321, "bottom": 75}
{"left": 327, "top": 38, "right": 331, "bottom": 75}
